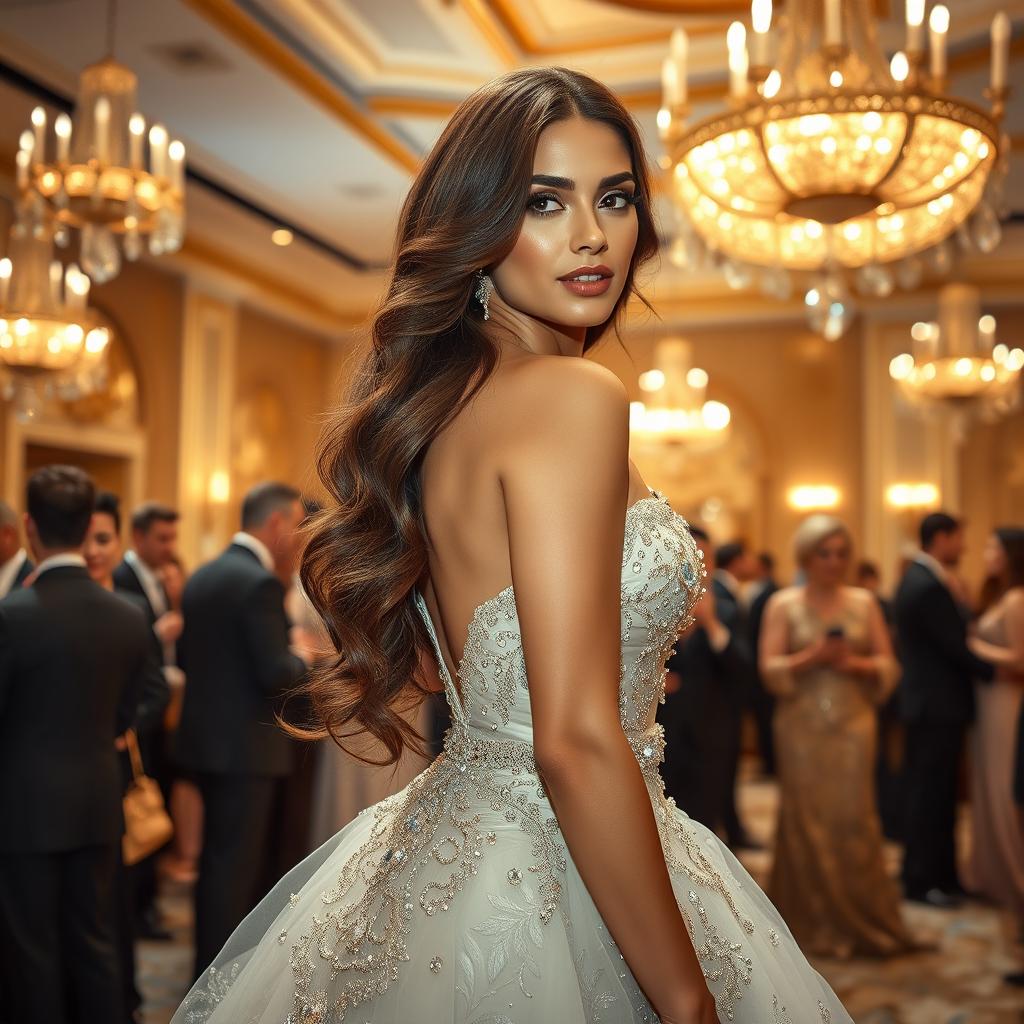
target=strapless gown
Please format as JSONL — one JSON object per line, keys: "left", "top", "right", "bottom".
{"left": 173, "top": 489, "right": 851, "bottom": 1024}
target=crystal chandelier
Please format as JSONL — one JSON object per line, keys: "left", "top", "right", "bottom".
{"left": 16, "top": 0, "right": 186, "bottom": 284}
{"left": 889, "top": 282, "right": 1022, "bottom": 422}
{"left": 0, "top": 201, "right": 111, "bottom": 421}
{"left": 660, "top": 0, "right": 1011, "bottom": 336}
{"left": 629, "top": 338, "right": 732, "bottom": 450}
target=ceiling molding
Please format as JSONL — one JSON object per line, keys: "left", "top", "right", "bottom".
{"left": 457, "top": 0, "right": 519, "bottom": 68}
{"left": 181, "top": 0, "right": 421, "bottom": 174}
{"left": 483, "top": 0, "right": 728, "bottom": 56}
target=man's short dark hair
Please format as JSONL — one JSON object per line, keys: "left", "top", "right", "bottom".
{"left": 715, "top": 541, "right": 746, "bottom": 572}
{"left": 920, "top": 512, "right": 960, "bottom": 551}
{"left": 689, "top": 524, "right": 710, "bottom": 544}
{"left": 131, "top": 501, "right": 179, "bottom": 535}
{"left": 241, "top": 482, "right": 301, "bottom": 530}
{"left": 27, "top": 465, "right": 95, "bottom": 548}
{"left": 95, "top": 491, "right": 122, "bottom": 534}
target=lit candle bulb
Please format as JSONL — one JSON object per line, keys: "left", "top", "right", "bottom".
{"left": 670, "top": 27, "right": 689, "bottom": 105}
{"left": 94, "top": 96, "right": 110, "bottom": 164}
{"left": 751, "top": 0, "right": 772, "bottom": 67}
{"left": 31, "top": 106, "right": 46, "bottom": 160}
{"left": 168, "top": 139, "right": 185, "bottom": 194}
{"left": 905, "top": 0, "right": 924, "bottom": 53}
{"left": 49, "top": 261, "right": 62, "bottom": 311}
{"left": 727, "top": 21, "right": 749, "bottom": 100}
{"left": 991, "top": 11, "right": 1010, "bottom": 91}
{"left": 929, "top": 5, "right": 949, "bottom": 81}
{"left": 19, "top": 128, "right": 35, "bottom": 160}
{"left": 129, "top": 113, "right": 145, "bottom": 170}
{"left": 824, "top": 0, "right": 842, "bottom": 47}
{"left": 65, "top": 264, "right": 89, "bottom": 314}
{"left": 15, "top": 149, "right": 30, "bottom": 190}
{"left": 55, "top": 113, "right": 71, "bottom": 164}
{"left": 149, "top": 124, "right": 168, "bottom": 179}
{"left": 890, "top": 50, "right": 909, "bottom": 84}
{"left": 0, "top": 258, "right": 11, "bottom": 309}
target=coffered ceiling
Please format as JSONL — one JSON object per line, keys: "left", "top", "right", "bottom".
{"left": 0, "top": 0, "right": 1021, "bottom": 331}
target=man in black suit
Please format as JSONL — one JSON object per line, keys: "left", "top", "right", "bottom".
{"left": 0, "top": 500, "right": 33, "bottom": 598}
{"left": 0, "top": 466, "right": 165, "bottom": 1024}
{"left": 112, "top": 501, "right": 183, "bottom": 940}
{"left": 659, "top": 527, "right": 750, "bottom": 834}
{"left": 713, "top": 541, "right": 758, "bottom": 849}
{"left": 176, "top": 481, "right": 311, "bottom": 979}
{"left": 746, "top": 551, "right": 779, "bottom": 776}
{"left": 894, "top": 512, "right": 994, "bottom": 908}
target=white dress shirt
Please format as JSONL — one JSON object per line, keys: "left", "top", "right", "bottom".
{"left": 33, "top": 552, "right": 87, "bottom": 577}
{"left": 124, "top": 548, "right": 169, "bottom": 618}
{"left": 231, "top": 531, "right": 275, "bottom": 574}
{"left": 0, "top": 548, "right": 28, "bottom": 598}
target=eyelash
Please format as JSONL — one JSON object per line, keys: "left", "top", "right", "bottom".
{"left": 527, "top": 190, "right": 641, "bottom": 217}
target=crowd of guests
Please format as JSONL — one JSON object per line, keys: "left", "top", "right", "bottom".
{"left": 0, "top": 465, "right": 323, "bottom": 1024}
{"left": 657, "top": 511, "right": 1024, "bottom": 979}
{"left": 0, "top": 462, "right": 1021, "bottom": 1022}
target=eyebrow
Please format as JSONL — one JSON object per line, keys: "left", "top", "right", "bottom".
{"left": 530, "top": 172, "right": 636, "bottom": 190}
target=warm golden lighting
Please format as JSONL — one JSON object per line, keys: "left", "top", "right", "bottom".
{"left": 17, "top": 58, "right": 185, "bottom": 283}
{"left": 271, "top": 228, "right": 294, "bottom": 247}
{"left": 660, "top": 0, "right": 1009, "bottom": 328}
{"left": 208, "top": 470, "right": 231, "bottom": 505}
{"left": 885, "top": 482, "right": 940, "bottom": 508}
{"left": 787, "top": 485, "right": 841, "bottom": 510}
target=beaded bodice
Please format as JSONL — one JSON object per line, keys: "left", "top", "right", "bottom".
{"left": 414, "top": 488, "right": 706, "bottom": 787}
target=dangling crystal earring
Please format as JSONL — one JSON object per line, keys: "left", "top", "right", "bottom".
{"left": 474, "top": 270, "right": 493, "bottom": 321}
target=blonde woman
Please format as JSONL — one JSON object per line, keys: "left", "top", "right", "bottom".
{"left": 760, "top": 515, "right": 915, "bottom": 958}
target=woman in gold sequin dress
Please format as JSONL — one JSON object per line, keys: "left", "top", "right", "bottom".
{"left": 172, "top": 68, "right": 851, "bottom": 1024}
{"left": 760, "top": 516, "right": 915, "bottom": 958}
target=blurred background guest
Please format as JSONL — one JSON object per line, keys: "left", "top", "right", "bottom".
{"left": 747, "top": 550, "right": 780, "bottom": 776}
{"left": 83, "top": 490, "right": 171, "bottom": 1022}
{"left": 113, "top": 501, "right": 184, "bottom": 941}
{"left": 0, "top": 466, "right": 164, "bottom": 1024}
{"left": 174, "top": 481, "right": 311, "bottom": 980}
{"left": 659, "top": 526, "right": 747, "bottom": 835}
{"left": 964, "top": 527, "right": 1024, "bottom": 923}
{"left": 712, "top": 540, "right": 758, "bottom": 848}
{"left": 895, "top": 513, "right": 994, "bottom": 908}
{"left": 760, "top": 514, "right": 913, "bottom": 958}
{"left": 0, "top": 500, "right": 33, "bottom": 599}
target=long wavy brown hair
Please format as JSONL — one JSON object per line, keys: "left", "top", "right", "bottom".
{"left": 293, "top": 67, "right": 660, "bottom": 766}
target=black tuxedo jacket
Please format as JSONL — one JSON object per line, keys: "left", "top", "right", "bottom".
{"left": 12, "top": 554, "right": 34, "bottom": 591}
{"left": 712, "top": 576, "right": 754, "bottom": 682}
{"left": 893, "top": 560, "right": 993, "bottom": 723}
{"left": 115, "top": 588, "right": 170, "bottom": 738}
{"left": 175, "top": 543, "right": 306, "bottom": 777}
{"left": 747, "top": 580, "right": 778, "bottom": 668}
{"left": 113, "top": 557, "right": 164, "bottom": 627}
{"left": 0, "top": 565, "right": 164, "bottom": 852}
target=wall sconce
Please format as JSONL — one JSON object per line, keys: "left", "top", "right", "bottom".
{"left": 787, "top": 485, "right": 841, "bottom": 510}
{"left": 207, "top": 469, "right": 230, "bottom": 505}
{"left": 885, "top": 482, "right": 940, "bottom": 508}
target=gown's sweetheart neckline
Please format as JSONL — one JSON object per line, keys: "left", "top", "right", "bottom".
{"left": 438, "top": 488, "right": 673, "bottom": 690}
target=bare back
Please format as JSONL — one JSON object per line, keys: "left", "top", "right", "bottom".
{"left": 418, "top": 351, "right": 650, "bottom": 702}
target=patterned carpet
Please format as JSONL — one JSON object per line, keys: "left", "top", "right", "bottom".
{"left": 139, "top": 776, "right": 1024, "bottom": 1023}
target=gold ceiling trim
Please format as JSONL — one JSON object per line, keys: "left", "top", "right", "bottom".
{"left": 600, "top": 0, "right": 889, "bottom": 13}
{"left": 458, "top": 0, "right": 519, "bottom": 67}
{"left": 181, "top": 0, "right": 420, "bottom": 174}
{"left": 181, "top": 235, "right": 371, "bottom": 329}
{"left": 366, "top": 95, "right": 463, "bottom": 117}
{"left": 483, "top": 0, "right": 727, "bottom": 56}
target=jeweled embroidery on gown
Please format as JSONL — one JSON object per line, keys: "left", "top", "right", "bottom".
{"left": 174, "top": 490, "right": 851, "bottom": 1024}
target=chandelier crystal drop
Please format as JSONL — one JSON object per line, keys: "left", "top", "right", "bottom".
{"left": 18, "top": 56, "right": 186, "bottom": 284}
{"left": 660, "top": 0, "right": 1011, "bottom": 335}
{"left": 630, "top": 339, "right": 732, "bottom": 450}
{"left": 889, "top": 282, "right": 1022, "bottom": 423}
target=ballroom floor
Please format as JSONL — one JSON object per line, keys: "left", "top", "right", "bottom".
{"left": 139, "top": 773, "right": 1024, "bottom": 1023}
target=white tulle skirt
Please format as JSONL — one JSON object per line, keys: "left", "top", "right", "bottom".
{"left": 172, "top": 738, "right": 850, "bottom": 1024}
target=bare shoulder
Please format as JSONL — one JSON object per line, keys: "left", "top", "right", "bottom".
{"left": 498, "top": 356, "right": 627, "bottom": 443}
{"left": 1004, "top": 587, "right": 1024, "bottom": 613}
{"left": 846, "top": 585, "right": 877, "bottom": 609}
{"left": 767, "top": 585, "right": 800, "bottom": 610}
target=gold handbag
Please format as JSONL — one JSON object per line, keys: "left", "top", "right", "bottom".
{"left": 121, "top": 728, "right": 174, "bottom": 867}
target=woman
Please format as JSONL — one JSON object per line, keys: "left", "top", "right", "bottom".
{"left": 760, "top": 515, "right": 914, "bottom": 958}
{"left": 966, "top": 527, "right": 1024, "bottom": 921}
{"left": 173, "top": 68, "right": 849, "bottom": 1024}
